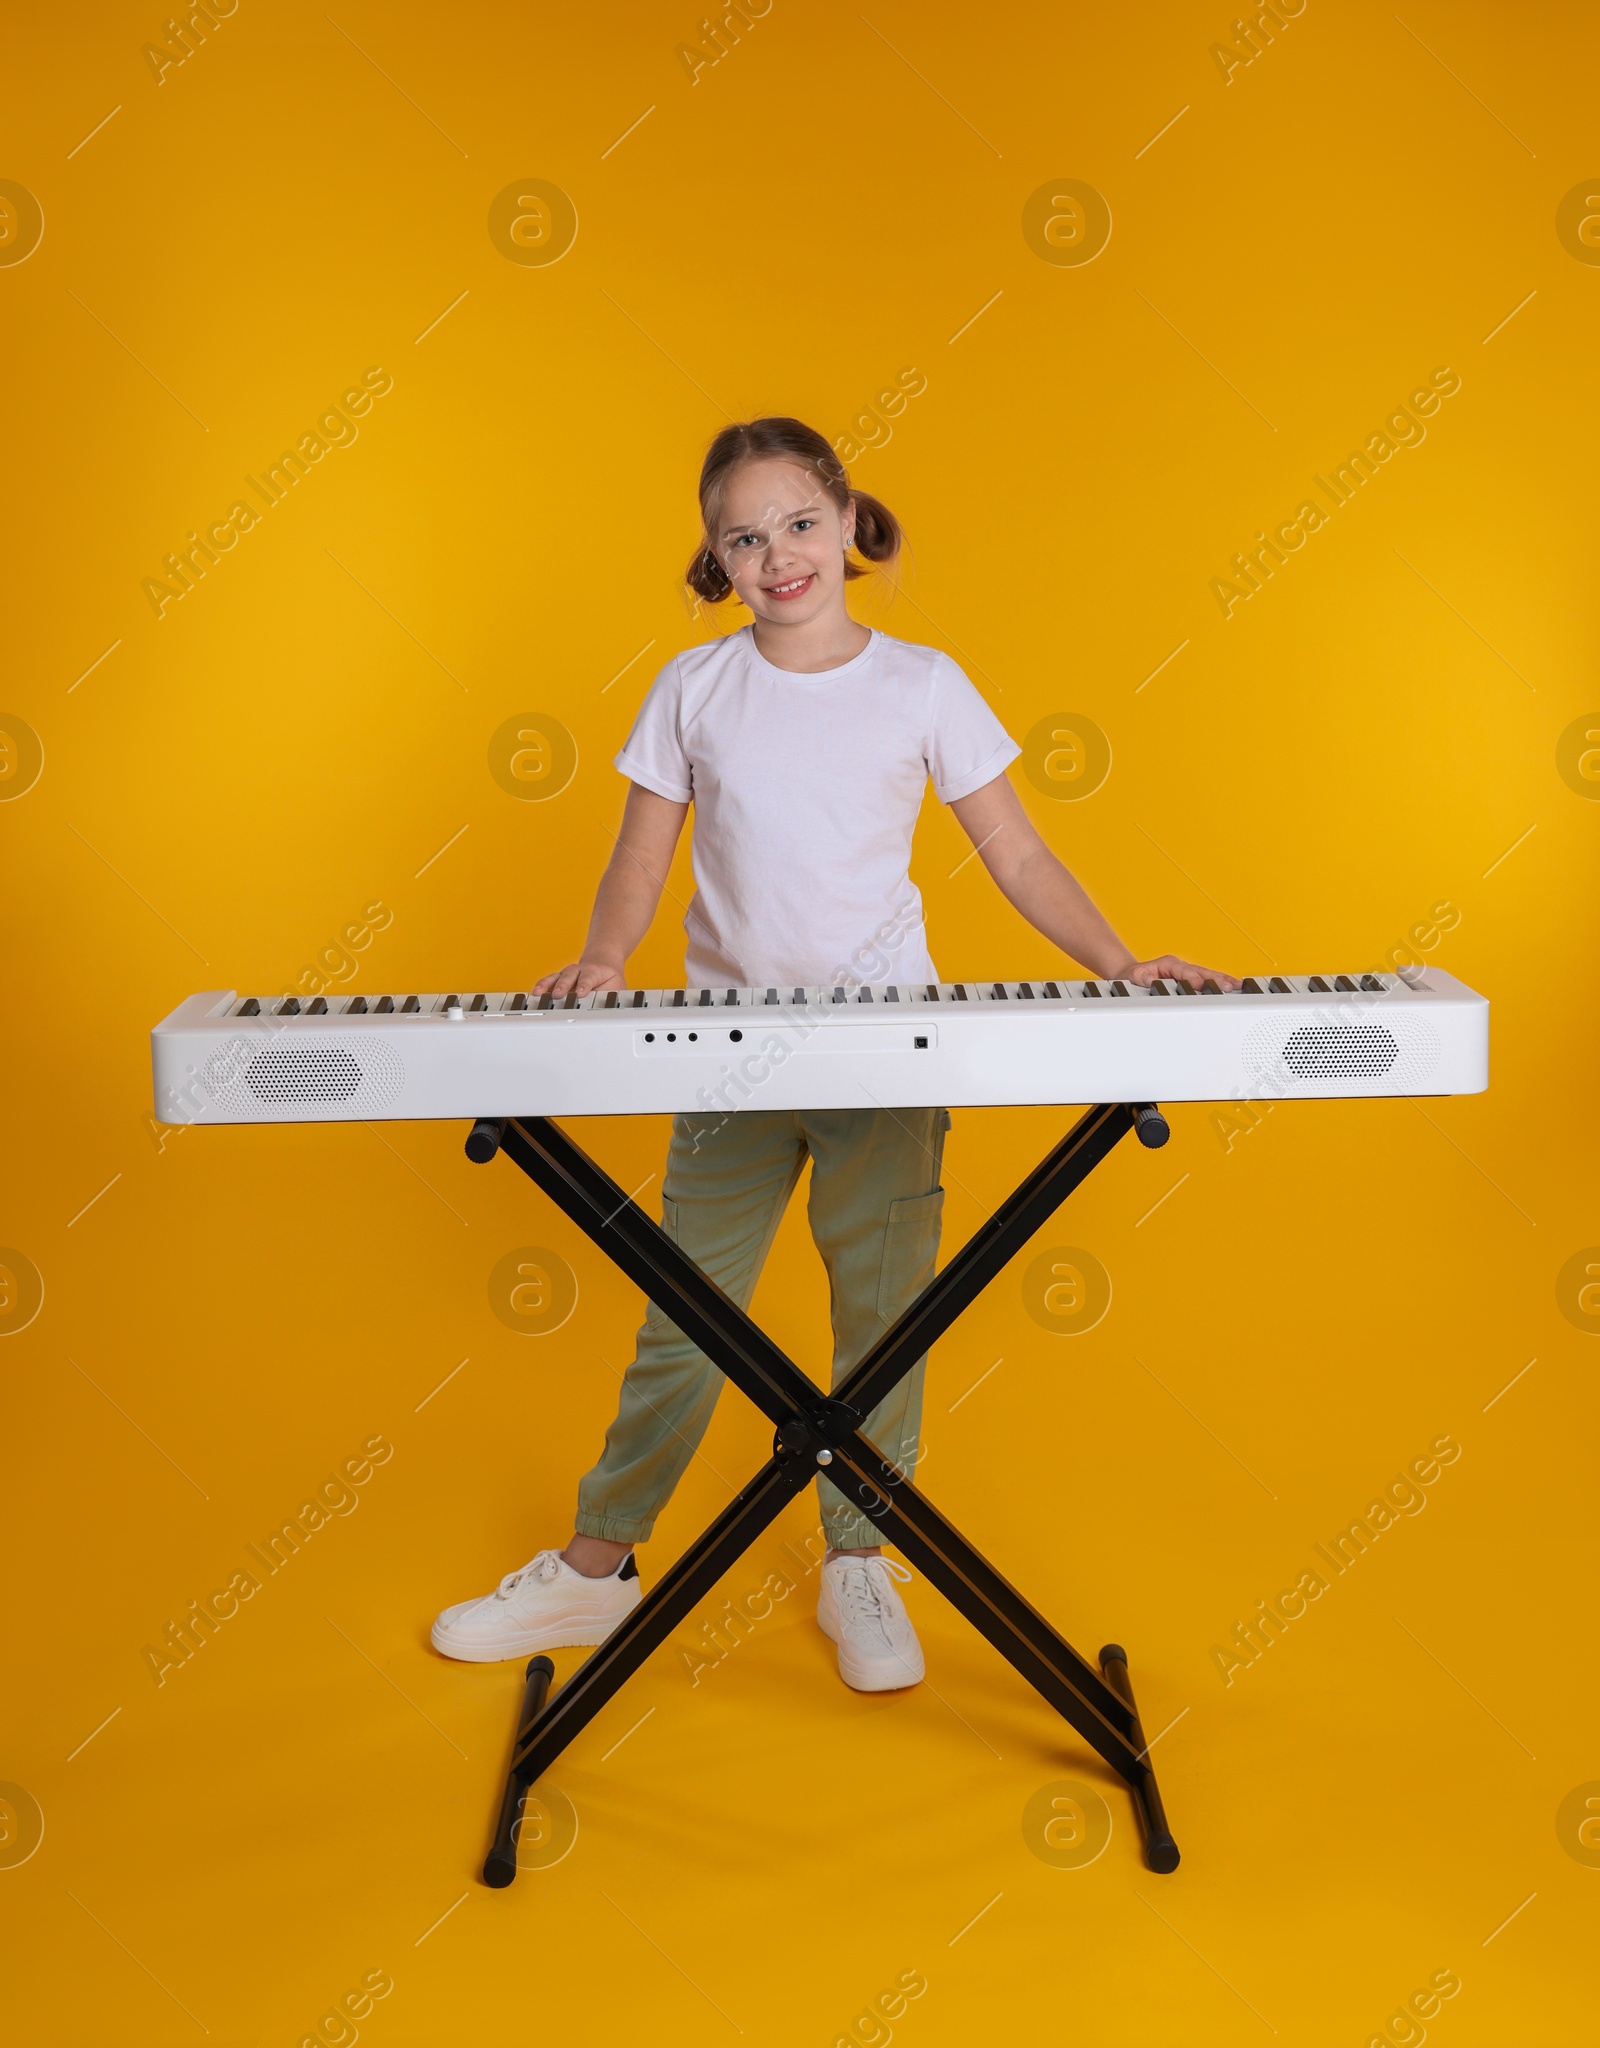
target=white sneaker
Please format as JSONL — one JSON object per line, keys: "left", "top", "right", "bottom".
{"left": 430, "top": 1548, "right": 641, "bottom": 1662}
{"left": 817, "top": 1555, "right": 925, "bottom": 1691}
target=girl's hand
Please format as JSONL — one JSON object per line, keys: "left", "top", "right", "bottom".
{"left": 1125, "top": 955, "right": 1239, "bottom": 993}
{"left": 532, "top": 959, "right": 629, "bottom": 997}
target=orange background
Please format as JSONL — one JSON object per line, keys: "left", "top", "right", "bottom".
{"left": 3, "top": 1, "right": 1598, "bottom": 2041}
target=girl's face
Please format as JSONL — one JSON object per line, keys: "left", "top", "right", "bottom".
{"left": 711, "top": 457, "right": 855, "bottom": 626}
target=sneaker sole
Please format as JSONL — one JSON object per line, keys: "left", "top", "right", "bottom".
{"left": 430, "top": 1609, "right": 635, "bottom": 1663}
{"left": 816, "top": 1607, "right": 925, "bottom": 1691}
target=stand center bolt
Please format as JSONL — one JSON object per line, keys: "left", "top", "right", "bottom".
{"left": 815, "top": 1449, "right": 833, "bottom": 1465}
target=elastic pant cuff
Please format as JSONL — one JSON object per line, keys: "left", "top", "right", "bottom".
{"left": 573, "top": 1510, "right": 656, "bottom": 1544}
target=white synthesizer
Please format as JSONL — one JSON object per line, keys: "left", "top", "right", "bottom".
{"left": 151, "top": 970, "right": 1488, "bottom": 1124}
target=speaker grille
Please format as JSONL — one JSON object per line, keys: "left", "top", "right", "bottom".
{"left": 199, "top": 1034, "right": 405, "bottom": 1114}
{"left": 246, "top": 1046, "right": 363, "bottom": 1101}
{"left": 1281, "top": 1024, "right": 1398, "bottom": 1077}
{"left": 1242, "top": 1014, "right": 1440, "bottom": 1090}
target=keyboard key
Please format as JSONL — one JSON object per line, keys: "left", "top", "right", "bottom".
{"left": 239, "top": 997, "right": 260, "bottom": 1016}
{"left": 1110, "top": 981, "right": 1129, "bottom": 997}
{"left": 470, "top": 994, "right": 487, "bottom": 1011}
{"left": 1268, "top": 977, "right": 1289, "bottom": 994}
{"left": 1308, "top": 976, "right": 1330, "bottom": 993}
{"left": 308, "top": 997, "right": 328, "bottom": 1015}
{"left": 1082, "top": 981, "right": 1101, "bottom": 997}
{"left": 509, "top": 992, "right": 528, "bottom": 1011}
{"left": 1043, "top": 982, "right": 1061, "bottom": 998}
{"left": 1240, "top": 979, "right": 1262, "bottom": 994}
{"left": 1334, "top": 975, "right": 1355, "bottom": 992}
{"left": 376, "top": 995, "right": 395, "bottom": 1014}
{"left": 402, "top": 996, "right": 420, "bottom": 1013}
{"left": 1148, "top": 980, "right": 1169, "bottom": 995}
{"left": 1360, "top": 974, "right": 1383, "bottom": 992}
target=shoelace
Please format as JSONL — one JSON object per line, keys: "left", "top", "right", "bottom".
{"left": 493, "top": 1549, "right": 565, "bottom": 1601}
{"left": 832, "top": 1556, "right": 912, "bottom": 1637}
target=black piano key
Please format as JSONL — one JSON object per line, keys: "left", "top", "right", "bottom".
{"left": 239, "top": 997, "right": 260, "bottom": 1016}
{"left": 401, "top": 995, "right": 420, "bottom": 1013}
{"left": 630, "top": 990, "right": 646, "bottom": 1007}
{"left": 1360, "top": 974, "right": 1383, "bottom": 992}
{"left": 832, "top": 986, "right": 846, "bottom": 1003}
{"left": 603, "top": 991, "right": 618, "bottom": 1008}
{"left": 562, "top": 993, "right": 579, "bottom": 1009}
{"left": 470, "top": 993, "right": 487, "bottom": 1011}
{"left": 280, "top": 997, "right": 302, "bottom": 1015}
{"left": 536, "top": 994, "right": 554, "bottom": 1012}
{"left": 1018, "top": 983, "right": 1035, "bottom": 998}
{"left": 1110, "top": 980, "right": 1129, "bottom": 997}
{"left": 443, "top": 994, "right": 461, "bottom": 1011}
{"left": 1148, "top": 980, "right": 1169, "bottom": 994}
{"left": 724, "top": 988, "right": 738, "bottom": 1005}
{"left": 1240, "top": 978, "right": 1262, "bottom": 995}
{"left": 858, "top": 986, "right": 872, "bottom": 1001}
{"left": 1201, "top": 979, "right": 1221, "bottom": 995}
{"left": 509, "top": 992, "right": 528, "bottom": 1011}
{"left": 926, "top": 984, "right": 940, "bottom": 1000}
{"left": 1174, "top": 981, "right": 1194, "bottom": 995}
{"left": 1268, "top": 977, "right": 1289, "bottom": 994}
{"left": 991, "top": 981, "right": 1008, "bottom": 999}
{"left": 307, "top": 996, "right": 328, "bottom": 1015}
{"left": 698, "top": 989, "right": 713, "bottom": 1007}
{"left": 954, "top": 985, "right": 969, "bottom": 1001}
{"left": 766, "top": 988, "right": 778, "bottom": 1004}
{"left": 1082, "top": 981, "right": 1101, "bottom": 997}
{"left": 793, "top": 987, "right": 806, "bottom": 1003}
{"left": 375, "top": 995, "right": 395, "bottom": 1013}
{"left": 1043, "top": 982, "right": 1061, "bottom": 998}
{"left": 886, "top": 985, "right": 898, "bottom": 1002}
{"left": 1308, "top": 976, "right": 1330, "bottom": 993}
{"left": 1334, "top": 975, "right": 1356, "bottom": 992}
{"left": 671, "top": 990, "right": 686, "bottom": 1007}
{"left": 347, "top": 996, "right": 368, "bottom": 1014}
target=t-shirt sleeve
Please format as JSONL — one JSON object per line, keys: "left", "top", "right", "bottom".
{"left": 927, "top": 656, "right": 1022, "bottom": 802}
{"left": 614, "top": 656, "right": 693, "bottom": 803}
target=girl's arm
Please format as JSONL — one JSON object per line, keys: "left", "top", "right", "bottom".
{"left": 534, "top": 783, "right": 690, "bottom": 996}
{"left": 949, "top": 772, "right": 1238, "bottom": 992}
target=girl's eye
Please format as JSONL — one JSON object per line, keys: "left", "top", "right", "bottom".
{"left": 733, "top": 533, "right": 760, "bottom": 548}
{"left": 792, "top": 518, "right": 813, "bottom": 532}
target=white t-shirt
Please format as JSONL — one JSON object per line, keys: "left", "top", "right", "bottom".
{"left": 614, "top": 625, "right": 1020, "bottom": 989}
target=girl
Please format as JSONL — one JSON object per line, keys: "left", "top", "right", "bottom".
{"left": 432, "top": 417, "right": 1233, "bottom": 1690}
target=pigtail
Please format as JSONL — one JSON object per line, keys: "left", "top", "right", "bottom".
{"left": 686, "top": 543, "right": 733, "bottom": 603}
{"left": 845, "top": 489, "right": 901, "bottom": 576}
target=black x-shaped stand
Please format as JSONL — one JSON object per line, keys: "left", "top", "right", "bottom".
{"left": 465, "top": 1101, "right": 1180, "bottom": 1886}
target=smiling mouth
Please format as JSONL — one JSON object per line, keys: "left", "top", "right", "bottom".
{"left": 764, "top": 574, "right": 815, "bottom": 600}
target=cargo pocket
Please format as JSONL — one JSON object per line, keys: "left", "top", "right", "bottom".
{"left": 876, "top": 1186, "right": 945, "bottom": 1324}
{"left": 645, "top": 1196, "right": 680, "bottom": 1330}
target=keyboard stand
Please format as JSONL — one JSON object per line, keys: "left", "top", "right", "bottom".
{"left": 466, "top": 1101, "right": 1181, "bottom": 1886}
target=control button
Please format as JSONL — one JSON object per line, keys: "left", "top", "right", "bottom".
{"left": 914, "top": 1034, "right": 929, "bottom": 1048}
{"left": 645, "top": 1031, "right": 655, "bottom": 1042}
{"left": 730, "top": 1028, "right": 743, "bottom": 1042}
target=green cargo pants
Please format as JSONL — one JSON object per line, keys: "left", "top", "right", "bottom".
{"left": 575, "top": 1105, "right": 950, "bottom": 1553}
